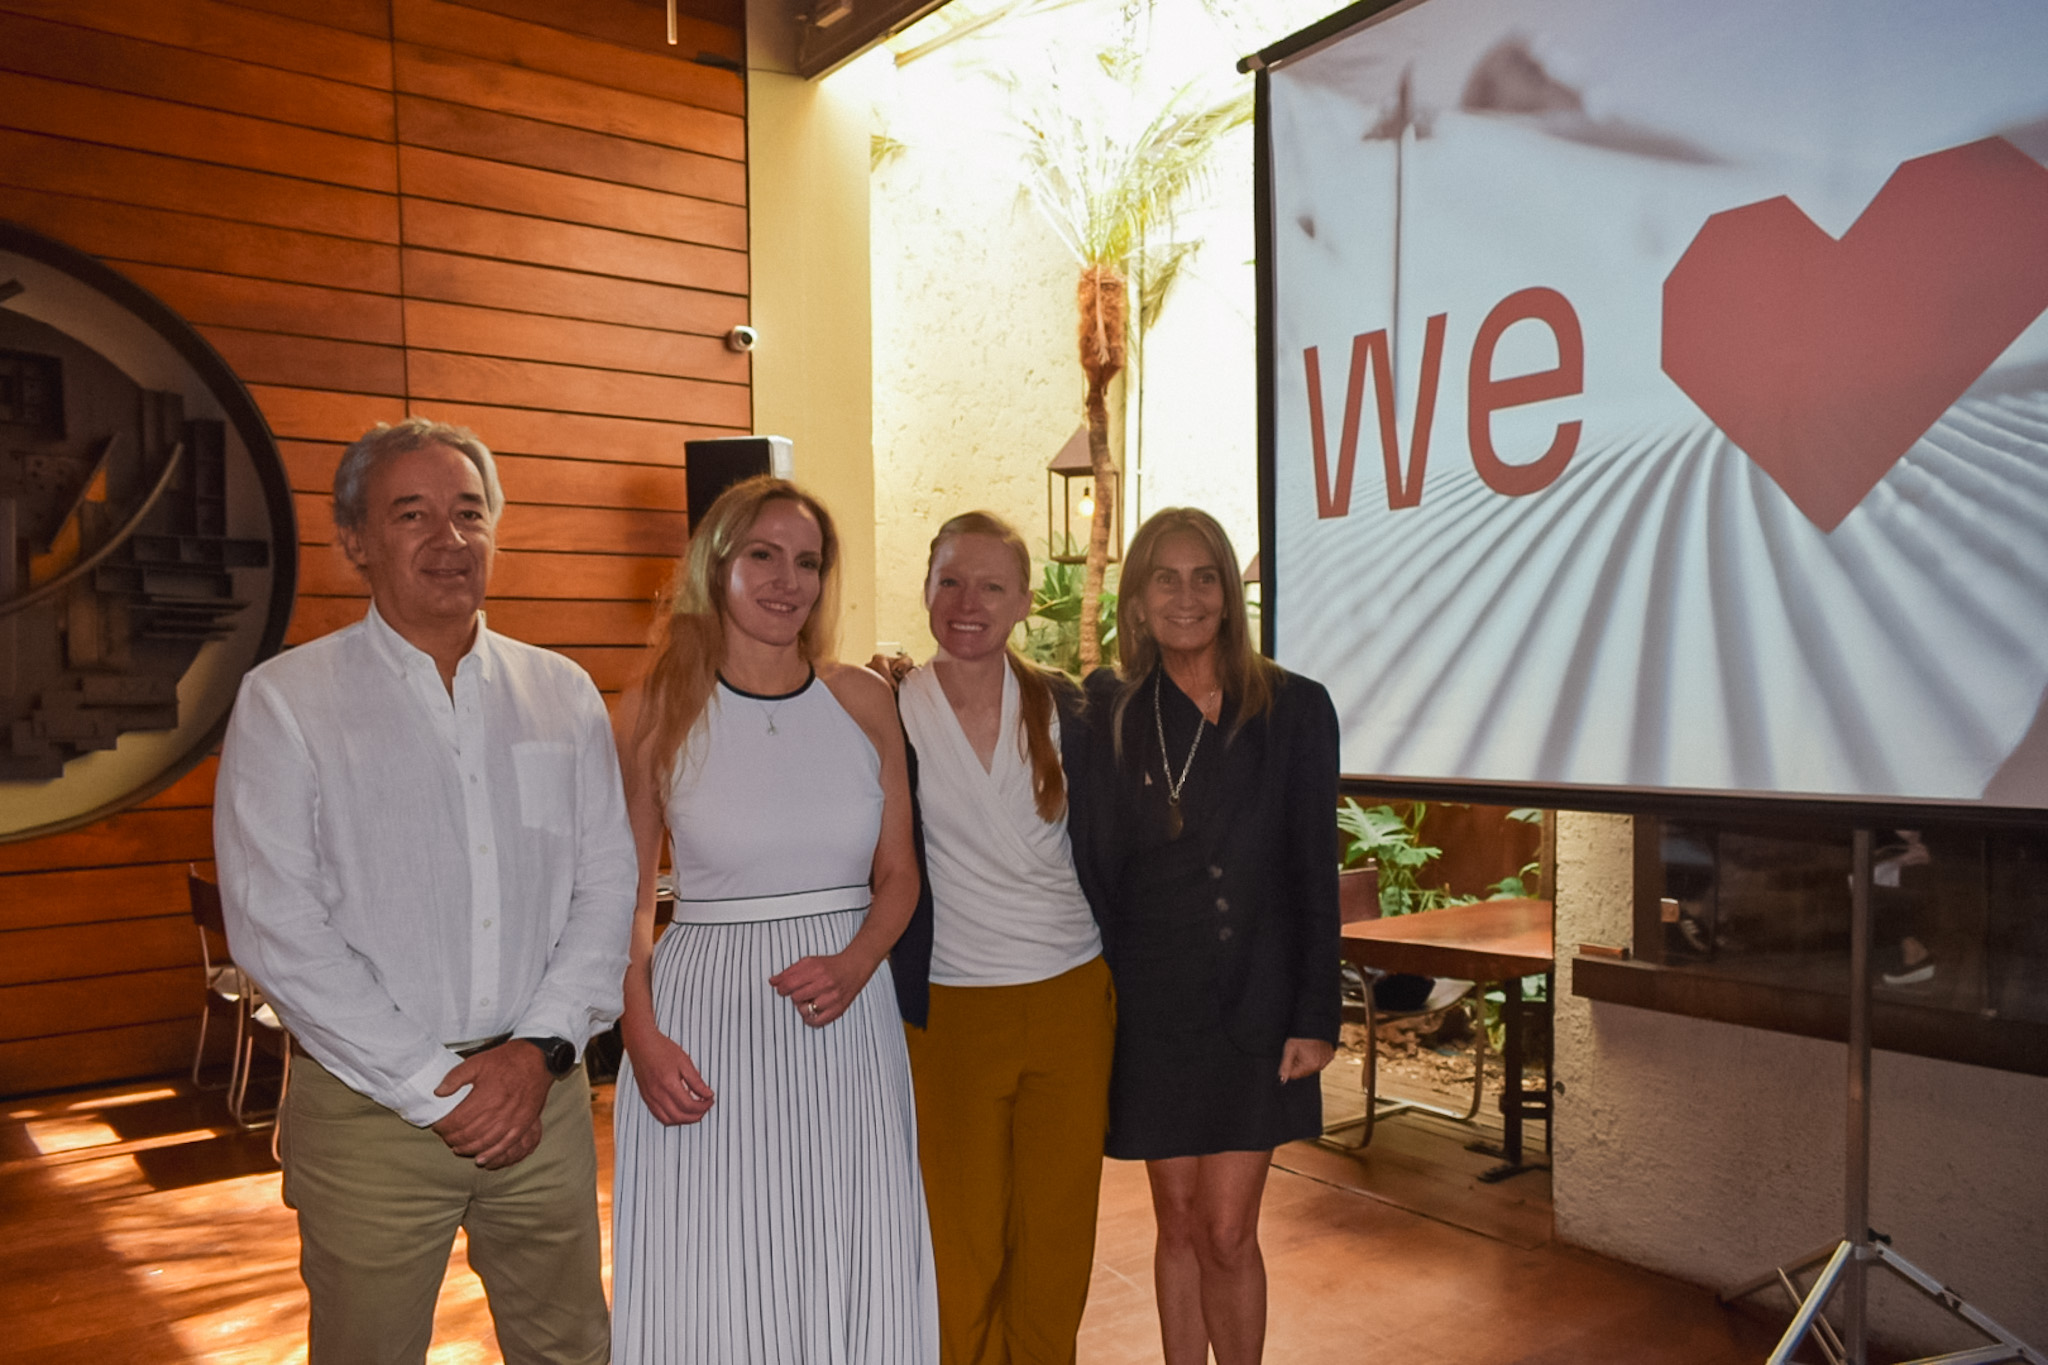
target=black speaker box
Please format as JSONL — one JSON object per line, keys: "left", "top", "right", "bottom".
{"left": 684, "top": 435, "right": 794, "bottom": 529}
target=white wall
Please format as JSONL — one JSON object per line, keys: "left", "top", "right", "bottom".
{"left": 748, "top": 0, "right": 880, "bottom": 655}
{"left": 863, "top": 0, "right": 1334, "bottom": 656}
{"left": 1552, "top": 812, "right": 2048, "bottom": 1353}
{"left": 865, "top": 39, "right": 1083, "bottom": 658}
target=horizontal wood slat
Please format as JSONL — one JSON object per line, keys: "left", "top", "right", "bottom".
{"left": 282, "top": 444, "right": 690, "bottom": 515}
{"left": 0, "top": 919, "right": 195, "bottom": 987}
{"left": 0, "top": 1018, "right": 195, "bottom": 1096}
{"left": 287, "top": 595, "right": 658, "bottom": 647}
{"left": 0, "top": 128, "right": 401, "bottom": 245}
{"left": 198, "top": 326, "right": 407, "bottom": 396}
{"left": 245, "top": 386, "right": 407, "bottom": 443}
{"left": 0, "top": 69, "right": 397, "bottom": 193}
{"left": 0, "top": 0, "right": 395, "bottom": 88}
{"left": 397, "top": 145, "right": 745, "bottom": 249}
{"left": 400, "top": 249, "right": 746, "bottom": 335}
{"left": 393, "top": 0, "right": 742, "bottom": 116}
{"left": 443, "top": 0, "right": 742, "bottom": 64}
{"left": 135, "top": 757, "right": 218, "bottom": 811}
{"left": 119, "top": 264, "right": 404, "bottom": 345}
{"left": 226, "top": 0, "right": 392, "bottom": 39}
{"left": 396, "top": 95, "right": 746, "bottom": 205}
{"left": 407, "top": 400, "right": 741, "bottom": 465}
{"left": 400, "top": 199, "right": 746, "bottom": 296}
{"left": 0, "top": 968, "right": 199, "bottom": 1038}
{"left": 403, "top": 299, "right": 746, "bottom": 380}
{"left": 3, "top": 189, "right": 402, "bottom": 294}
{"left": 407, "top": 350, "right": 748, "bottom": 425}
{"left": 493, "top": 455, "right": 692, "bottom": 510}
{"left": 0, "top": 10, "right": 395, "bottom": 140}
{"left": 290, "top": 494, "right": 686, "bottom": 555}
{"left": 556, "top": 645, "right": 651, "bottom": 694}
{"left": 394, "top": 43, "right": 742, "bottom": 160}
{"left": 294, "top": 549, "right": 671, "bottom": 600}
{"left": 0, "top": 864, "right": 203, "bottom": 933}
{"left": 0, "top": 811, "right": 215, "bottom": 877}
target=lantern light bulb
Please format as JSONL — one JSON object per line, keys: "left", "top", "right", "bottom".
{"left": 1079, "top": 484, "right": 1095, "bottom": 519}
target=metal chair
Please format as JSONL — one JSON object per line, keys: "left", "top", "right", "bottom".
{"left": 1333, "top": 971, "right": 1488, "bottom": 1149}
{"left": 187, "top": 867, "right": 290, "bottom": 1129}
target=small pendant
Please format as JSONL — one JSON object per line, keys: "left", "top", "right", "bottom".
{"left": 1166, "top": 799, "right": 1183, "bottom": 840}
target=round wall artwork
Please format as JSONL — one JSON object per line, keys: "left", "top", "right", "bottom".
{"left": 0, "top": 221, "right": 296, "bottom": 843}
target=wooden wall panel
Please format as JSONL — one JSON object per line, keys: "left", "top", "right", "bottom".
{"left": 122, "top": 265, "right": 404, "bottom": 345}
{"left": 401, "top": 249, "right": 747, "bottom": 335}
{"left": 0, "top": 10, "right": 395, "bottom": 137}
{"left": 0, "top": 0, "right": 745, "bottom": 1095}
{"left": 0, "top": 70, "right": 398, "bottom": 190}
{"left": 397, "top": 96, "right": 748, "bottom": 205}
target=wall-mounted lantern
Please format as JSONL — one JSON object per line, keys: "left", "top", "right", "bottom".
{"left": 1046, "top": 426, "right": 1118, "bottom": 564}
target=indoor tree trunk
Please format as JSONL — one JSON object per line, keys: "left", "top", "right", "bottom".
{"left": 1079, "top": 379, "right": 1118, "bottom": 672}
{"left": 1075, "top": 263, "right": 1127, "bottom": 673}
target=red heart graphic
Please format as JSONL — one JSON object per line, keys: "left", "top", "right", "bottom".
{"left": 1663, "top": 137, "right": 2048, "bottom": 532}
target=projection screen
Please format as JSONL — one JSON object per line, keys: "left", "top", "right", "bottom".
{"left": 1258, "top": 0, "right": 2048, "bottom": 814}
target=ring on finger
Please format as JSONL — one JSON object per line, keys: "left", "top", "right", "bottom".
{"left": 805, "top": 1000, "right": 819, "bottom": 1017}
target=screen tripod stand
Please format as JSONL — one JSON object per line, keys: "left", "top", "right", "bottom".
{"left": 1721, "top": 831, "right": 2044, "bottom": 1365}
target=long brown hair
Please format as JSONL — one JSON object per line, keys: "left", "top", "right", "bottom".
{"left": 926, "top": 511, "right": 1067, "bottom": 822}
{"left": 1111, "top": 506, "right": 1275, "bottom": 757}
{"left": 637, "top": 476, "right": 842, "bottom": 790}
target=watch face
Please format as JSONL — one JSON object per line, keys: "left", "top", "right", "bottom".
{"left": 538, "top": 1038, "right": 575, "bottom": 1074}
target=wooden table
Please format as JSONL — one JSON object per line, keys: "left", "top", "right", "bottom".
{"left": 1340, "top": 898, "right": 1554, "bottom": 1179}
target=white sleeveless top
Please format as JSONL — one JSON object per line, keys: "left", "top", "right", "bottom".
{"left": 899, "top": 664, "right": 1100, "bottom": 986}
{"left": 665, "top": 673, "right": 883, "bottom": 924}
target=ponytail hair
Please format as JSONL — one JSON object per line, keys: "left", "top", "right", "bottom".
{"left": 926, "top": 511, "right": 1068, "bottom": 822}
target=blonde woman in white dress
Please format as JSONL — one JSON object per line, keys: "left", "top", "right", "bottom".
{"left": 610, "top": 475, "right": 938, "bottom": 1364}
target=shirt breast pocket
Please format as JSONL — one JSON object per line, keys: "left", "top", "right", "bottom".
{"left": 511, "top": 740, "right": 577, "bottom": 834}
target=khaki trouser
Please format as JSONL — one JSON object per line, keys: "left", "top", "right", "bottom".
{"left": 905, "top": 955, "right": 1117, "bottom": 1365}
{"left": 281, "top": 1055, "right": 609, "bottom": 1365}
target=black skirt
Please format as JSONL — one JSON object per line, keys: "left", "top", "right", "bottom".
{"left": 1104, "top": 868, "right": 1323, "bottom": 1158}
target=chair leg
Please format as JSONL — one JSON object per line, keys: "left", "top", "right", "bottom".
{"left": 1457, "top": 1014, "right": 1489, "bottom": 1122}
{"left": 191, "top": 1002, "right": 211, "bottom": 1087}
{"left": 1360, "top": 990, "right": 1380, "bottom": 1149}
{"left": 270, "top": 1045, "right": 292, "bottom": 1162}
{"left": 228, "top": 1026, "right": 254, "bottom": 1126}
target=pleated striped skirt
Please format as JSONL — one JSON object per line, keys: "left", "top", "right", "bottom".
{"left": 612, "top": 909, "right": 939, "bottom": 1364}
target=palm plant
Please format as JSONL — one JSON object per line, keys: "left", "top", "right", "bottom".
{"left": 1015, "top": 70, "right": 1252, "bottom": 669}
{"left": 1020, "top": 549, "right": 1116, "bottom": 676}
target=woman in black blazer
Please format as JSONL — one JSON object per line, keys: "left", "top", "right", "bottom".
{"left": 1081, "top": 507, "right": 1340, "bottom": 1365}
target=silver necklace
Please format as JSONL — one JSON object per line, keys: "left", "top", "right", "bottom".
{"left": 722, "top": 670, "right": 808, "bottom": 735}
{"left": 1153, "top": 671, "right": 1211, "bottom": 840}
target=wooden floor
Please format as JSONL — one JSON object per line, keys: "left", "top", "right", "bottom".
{"left": 0, "top": 1069, "right": 1795, "bottom": 1364}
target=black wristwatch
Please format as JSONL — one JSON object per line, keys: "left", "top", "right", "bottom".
{"left": 517, "top": 1036, "right": 577, "bottom": 1077}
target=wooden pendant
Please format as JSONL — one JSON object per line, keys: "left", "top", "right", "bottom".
{"left": 1166, "top": 799, "right": 1183, "bottom": 840}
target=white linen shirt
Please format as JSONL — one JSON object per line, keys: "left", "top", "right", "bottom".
{"left": 213, "top": 604, "right": 637, "bottom": 1127}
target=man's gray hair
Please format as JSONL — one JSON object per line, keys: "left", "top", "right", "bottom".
{"left": 332, "top": 417, "right": 505, "bottom": 533}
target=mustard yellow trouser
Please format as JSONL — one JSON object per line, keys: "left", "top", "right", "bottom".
{"left": 280, "top": 1055, "right": 609, "bottom": 1365}
{"left": 906, "top": 955, "right": 1117, "bottom": 1365}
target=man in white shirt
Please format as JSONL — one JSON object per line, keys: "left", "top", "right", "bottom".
{"left": 214, "top": 417, "right": 636, "bottom": 1364}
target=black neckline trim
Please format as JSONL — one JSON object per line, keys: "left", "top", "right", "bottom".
{"left": 718, "top": 668, "right": 816, "bottom": 702}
